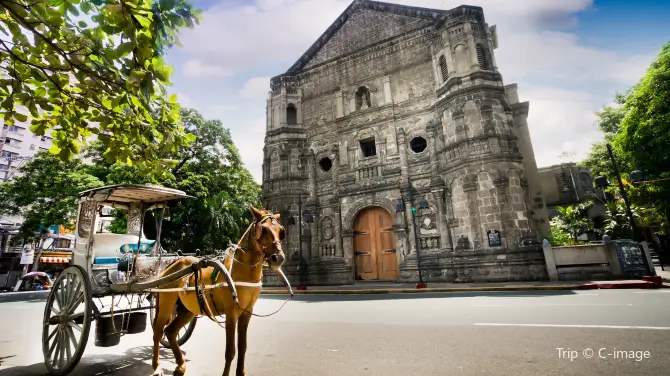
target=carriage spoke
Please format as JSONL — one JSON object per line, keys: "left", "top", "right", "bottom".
{"left": 68, "top": 321, "right": 83, "bottom": 333}
{"left": 54, "top": 282, "right": 64, "bottom": 310}
{"left": 66, "top": 283, "right": 83, "bottom": 315}
{"left": 50, "top": 306, "right": 60, "bottom": 316}
{"left": 66, "top": 325, "right": 79, "bottom": 352}
{"left": 64, "top": 328, "right": 72, "bottom": 366}
{"left": 49, "top": 331, "right": 61, "bottom": 365}
{"left": 58, "top": 332, "right": 66, "bottom": 369}
{"left": 63, "top": 275, "right": 73, "bottom": 308}
{"left": 47, "top": 327, "right": 58, "bottom": 342}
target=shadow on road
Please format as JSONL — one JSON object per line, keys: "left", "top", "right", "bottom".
{"left": 0, "top": 346, "right": 183, "bottom": 376}
{"left": 260, "top": 289, "right": 578, "bottom": 303}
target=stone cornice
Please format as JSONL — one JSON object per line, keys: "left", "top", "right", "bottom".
{"left": 437, "top": 71, "right": 504, "bottom": 97}
{"left": 511, "top": 102, "right": 530, "bottom": 116}
{"left": 435, "top": 84, "right": 506, "bottom": 110}
{"left": 265, "top": 127, "right": 307, "bottom": 138}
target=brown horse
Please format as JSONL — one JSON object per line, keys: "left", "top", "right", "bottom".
{"left": 151, "top": 207, "right": 286, "bottom": 376}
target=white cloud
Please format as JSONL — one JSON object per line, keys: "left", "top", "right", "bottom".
{"left": 174, "top": 92, "right": 195, "bottom": 108}
{"left": 170, "top": 0, "right": 661, "bottom": 182}
{"left": 238, "top": 77, "right": 271, "bottom": 100}
{"left": 228, "top": 116, "right": 266, "bottom": 182}
{"left": 182, "top": 59, "right": 234, "bottom": 79}
{"left": 519, "top": 84, "right": 604, "bottom": 167}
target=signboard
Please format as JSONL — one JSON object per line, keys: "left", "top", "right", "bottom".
{"left": 615, "top": 240, "right": 648, "bottom": 279}
{"left": 487, "top": 229, "right": 501, "bottom": 247}
{"left": 19, "top": 244, "right": 34, "bottom": 265}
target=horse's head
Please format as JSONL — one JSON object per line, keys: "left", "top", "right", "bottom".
{"left": 249, "top": 207, "right": 286, "bottom": 271}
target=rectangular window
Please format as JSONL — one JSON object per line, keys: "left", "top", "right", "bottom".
{"left": 360, "top": 138, "right": 376, "bottom": 158}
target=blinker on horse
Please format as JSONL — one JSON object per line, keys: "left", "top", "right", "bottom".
{"left": 151, "top": 207, "right": 288, "bottom": 376}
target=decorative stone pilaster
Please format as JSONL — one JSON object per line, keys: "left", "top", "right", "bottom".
{"left": 404, "top": 199, "right": 417, "bottom": 255}
{"left": 334, "top": 208, "right": 344, "bottom": 258}
{"left": 463, "top": 176, "right": 483, "bottom": 249}
{"left": 444, "top": 189, "right": 457, "bottom": 252}
{"left": 432, "top": 179, "right": 452, "bottom": 252}
{"left": 465, "top": 22, "right": 480, "bottom": 70}
{"left": 492, "top": 176, "right": 511, "bottom": 249}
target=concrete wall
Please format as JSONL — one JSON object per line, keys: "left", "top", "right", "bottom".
{"left": 541, "top": 241, "right": 636, "bottom": 281}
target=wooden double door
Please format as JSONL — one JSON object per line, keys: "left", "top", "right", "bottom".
{"left": 353, "top": 207, "right": 398, "bottom": 281}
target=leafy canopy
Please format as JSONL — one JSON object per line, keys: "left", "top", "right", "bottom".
{"left": 0, "top": 151, "right": 104, "bottom": 237}
{"left": 581, "top": 41, "right": 670, "bottom": 229}
{"left": 1, "top": 108, "right": 262, "bottom": 251}
{"left": 0, "top": 0, "right": 200, "bottom": 179}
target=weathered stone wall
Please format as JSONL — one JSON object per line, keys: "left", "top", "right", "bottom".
{"left": 304, "top": 9, "right": 434, "bottom": 70}
{"left": 261, "top": 2, "right": 548, "bottom": 286}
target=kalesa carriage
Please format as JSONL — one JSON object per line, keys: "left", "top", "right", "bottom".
{"left": 42, "top": 184, "right": 292, "bottom": 376}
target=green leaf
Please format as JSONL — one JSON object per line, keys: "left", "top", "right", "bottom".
{"left": 14, "top": 113, "right": 28, "bottom": 122}
{"left": 116, "top": 42, "right": 135, "bottom": 57}
{"left": 49, "top": 145, "right": 62, "bottom": 154}
{"left": 134, "top": 14, "right": 152, "bottom": 28}
{"left": 81, "top": 2, "right": 92, "bottom": 13}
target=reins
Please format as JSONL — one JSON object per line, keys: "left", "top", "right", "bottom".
{"left": 189, "top": 213, "right": 293, "bottom": 324}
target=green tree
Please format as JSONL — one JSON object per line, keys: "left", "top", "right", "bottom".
{"left": 0, "top": 151, "right": 104, "bottom": 236}
{"left": 581, "top": 42, "right": 670, "bottom": 231}
{"left": 80, "top": 108, "right": 262, "bottom": 253}
{"left": 0, "top": 0, "right": 200, "bottom": 179}
{"left": 549, "top": 202, "right": 596, "bottom": 244}
{"left": 614, "top": 42, "right": 670, "bottom": 225}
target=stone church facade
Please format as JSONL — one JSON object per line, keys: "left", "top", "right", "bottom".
{"left": 261, "top": 0, "right": 551, "bottom": 285}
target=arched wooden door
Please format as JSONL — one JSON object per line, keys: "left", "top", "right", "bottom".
{"left": 353, "top": 207, "right": 398, "bottom": 281}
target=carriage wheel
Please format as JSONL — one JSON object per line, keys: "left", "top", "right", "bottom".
{"left": 42, "top": 265, "right": 93, "bottom": 376}
{"left": 148, "top": 294, "right": 197, "bottom": 347}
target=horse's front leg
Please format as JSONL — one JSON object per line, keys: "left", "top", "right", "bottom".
{"left": 222, "top": 311, "right": 239, "bottom": 376}
{"left": 236, "top": 312, "right": 252, "bottom": 376}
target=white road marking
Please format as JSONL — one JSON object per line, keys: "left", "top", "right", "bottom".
{"left": 474, "top": 323, "right": 670, "bottom": 330}
{"left": 472, "top": 304, "right": 631, "bottom": 307}
{"left": 634, "top": 291, "right": 670, "bottom": 294}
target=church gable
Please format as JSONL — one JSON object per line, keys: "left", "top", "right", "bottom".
{"left": 302, "top": 9, "right": 434, "bottom": 70}
{"left": 281, "top": 1, "right": 448, "bottom": 76}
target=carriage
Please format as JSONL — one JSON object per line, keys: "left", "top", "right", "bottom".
{"left": 40, "top": 184, "right": 251, "bottom": 376}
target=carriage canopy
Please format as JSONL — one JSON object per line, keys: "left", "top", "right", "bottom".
{"left": 77, "top": 184, "right": 195, "bottom": 205}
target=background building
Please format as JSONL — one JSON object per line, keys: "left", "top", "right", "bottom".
{"left": 261, "top": 0, "right": 551, "bottom": 285}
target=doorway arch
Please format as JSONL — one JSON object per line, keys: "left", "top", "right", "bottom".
{"left": 353, "top": 207, "right": 398, "bottom": 281}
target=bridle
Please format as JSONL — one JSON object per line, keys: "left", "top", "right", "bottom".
{"left": 192, "top": 211, "right": 290, "bottom": 322}
{"left": 230, "top": 212, "right": 285, "bottom": 269}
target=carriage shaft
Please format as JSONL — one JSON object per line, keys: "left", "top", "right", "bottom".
{"left": 107, "top": 259, "right": 237, "bottom": 299}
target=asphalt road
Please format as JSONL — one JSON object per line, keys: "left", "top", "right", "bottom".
{"left": 1, "top": 289, "right": 670, "bottom": 376}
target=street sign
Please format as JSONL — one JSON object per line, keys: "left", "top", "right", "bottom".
{"left": 20, "top": 244, "right": 34, "bottom": 265}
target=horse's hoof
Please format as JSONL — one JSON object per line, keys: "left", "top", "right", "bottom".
{"left": 174, "top": 366, "right": 186, "bottom": 376}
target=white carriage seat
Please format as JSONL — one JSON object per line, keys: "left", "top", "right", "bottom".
{"left": 92, "top": 233, "right": 156, "bottom": 265}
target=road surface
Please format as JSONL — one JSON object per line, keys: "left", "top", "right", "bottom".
{"left": 1, "top": 289, "right": 669, "bottom": 375}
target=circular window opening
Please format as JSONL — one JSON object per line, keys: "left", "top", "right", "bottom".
{"left": 410, "top": 137, "right": 427, "bottom": 153}
{"left": 319, "top": 157, "right": 333, "bottom": 172}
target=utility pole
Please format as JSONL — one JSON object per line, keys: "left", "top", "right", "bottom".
{"left": 606, "top": 143, "right": 652, "bottom": 275}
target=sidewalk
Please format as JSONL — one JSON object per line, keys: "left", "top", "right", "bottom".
{"left": 262, "top": 266, "right": 670, "bottom": 295}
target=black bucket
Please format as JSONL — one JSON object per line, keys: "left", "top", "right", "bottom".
{"left": 124, "top": 312, "right": 147, "bottom": 334}
{"left": 95, "top": 314, "right": 123, "bottom": 347}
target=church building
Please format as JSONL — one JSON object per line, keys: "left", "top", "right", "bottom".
{"left": 261, "top": 0, "right": 551, "bottom": 285}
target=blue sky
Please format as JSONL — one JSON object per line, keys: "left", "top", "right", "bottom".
{"left": 161, "top": 0, "right": 670, "bottom": 183}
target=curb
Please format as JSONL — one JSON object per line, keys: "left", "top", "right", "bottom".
{"left": 261, "top": 282, "right": 670, "bottom": 295}
{"left": 260, "top": 285, "right": 577, "bottom": 295}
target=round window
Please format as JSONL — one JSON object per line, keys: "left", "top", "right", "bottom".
{"left": 319, "top": 157, "right": 332, "bottom": 172}
{"left": 410, "top": 137, "right": 427, "bottom": 153}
